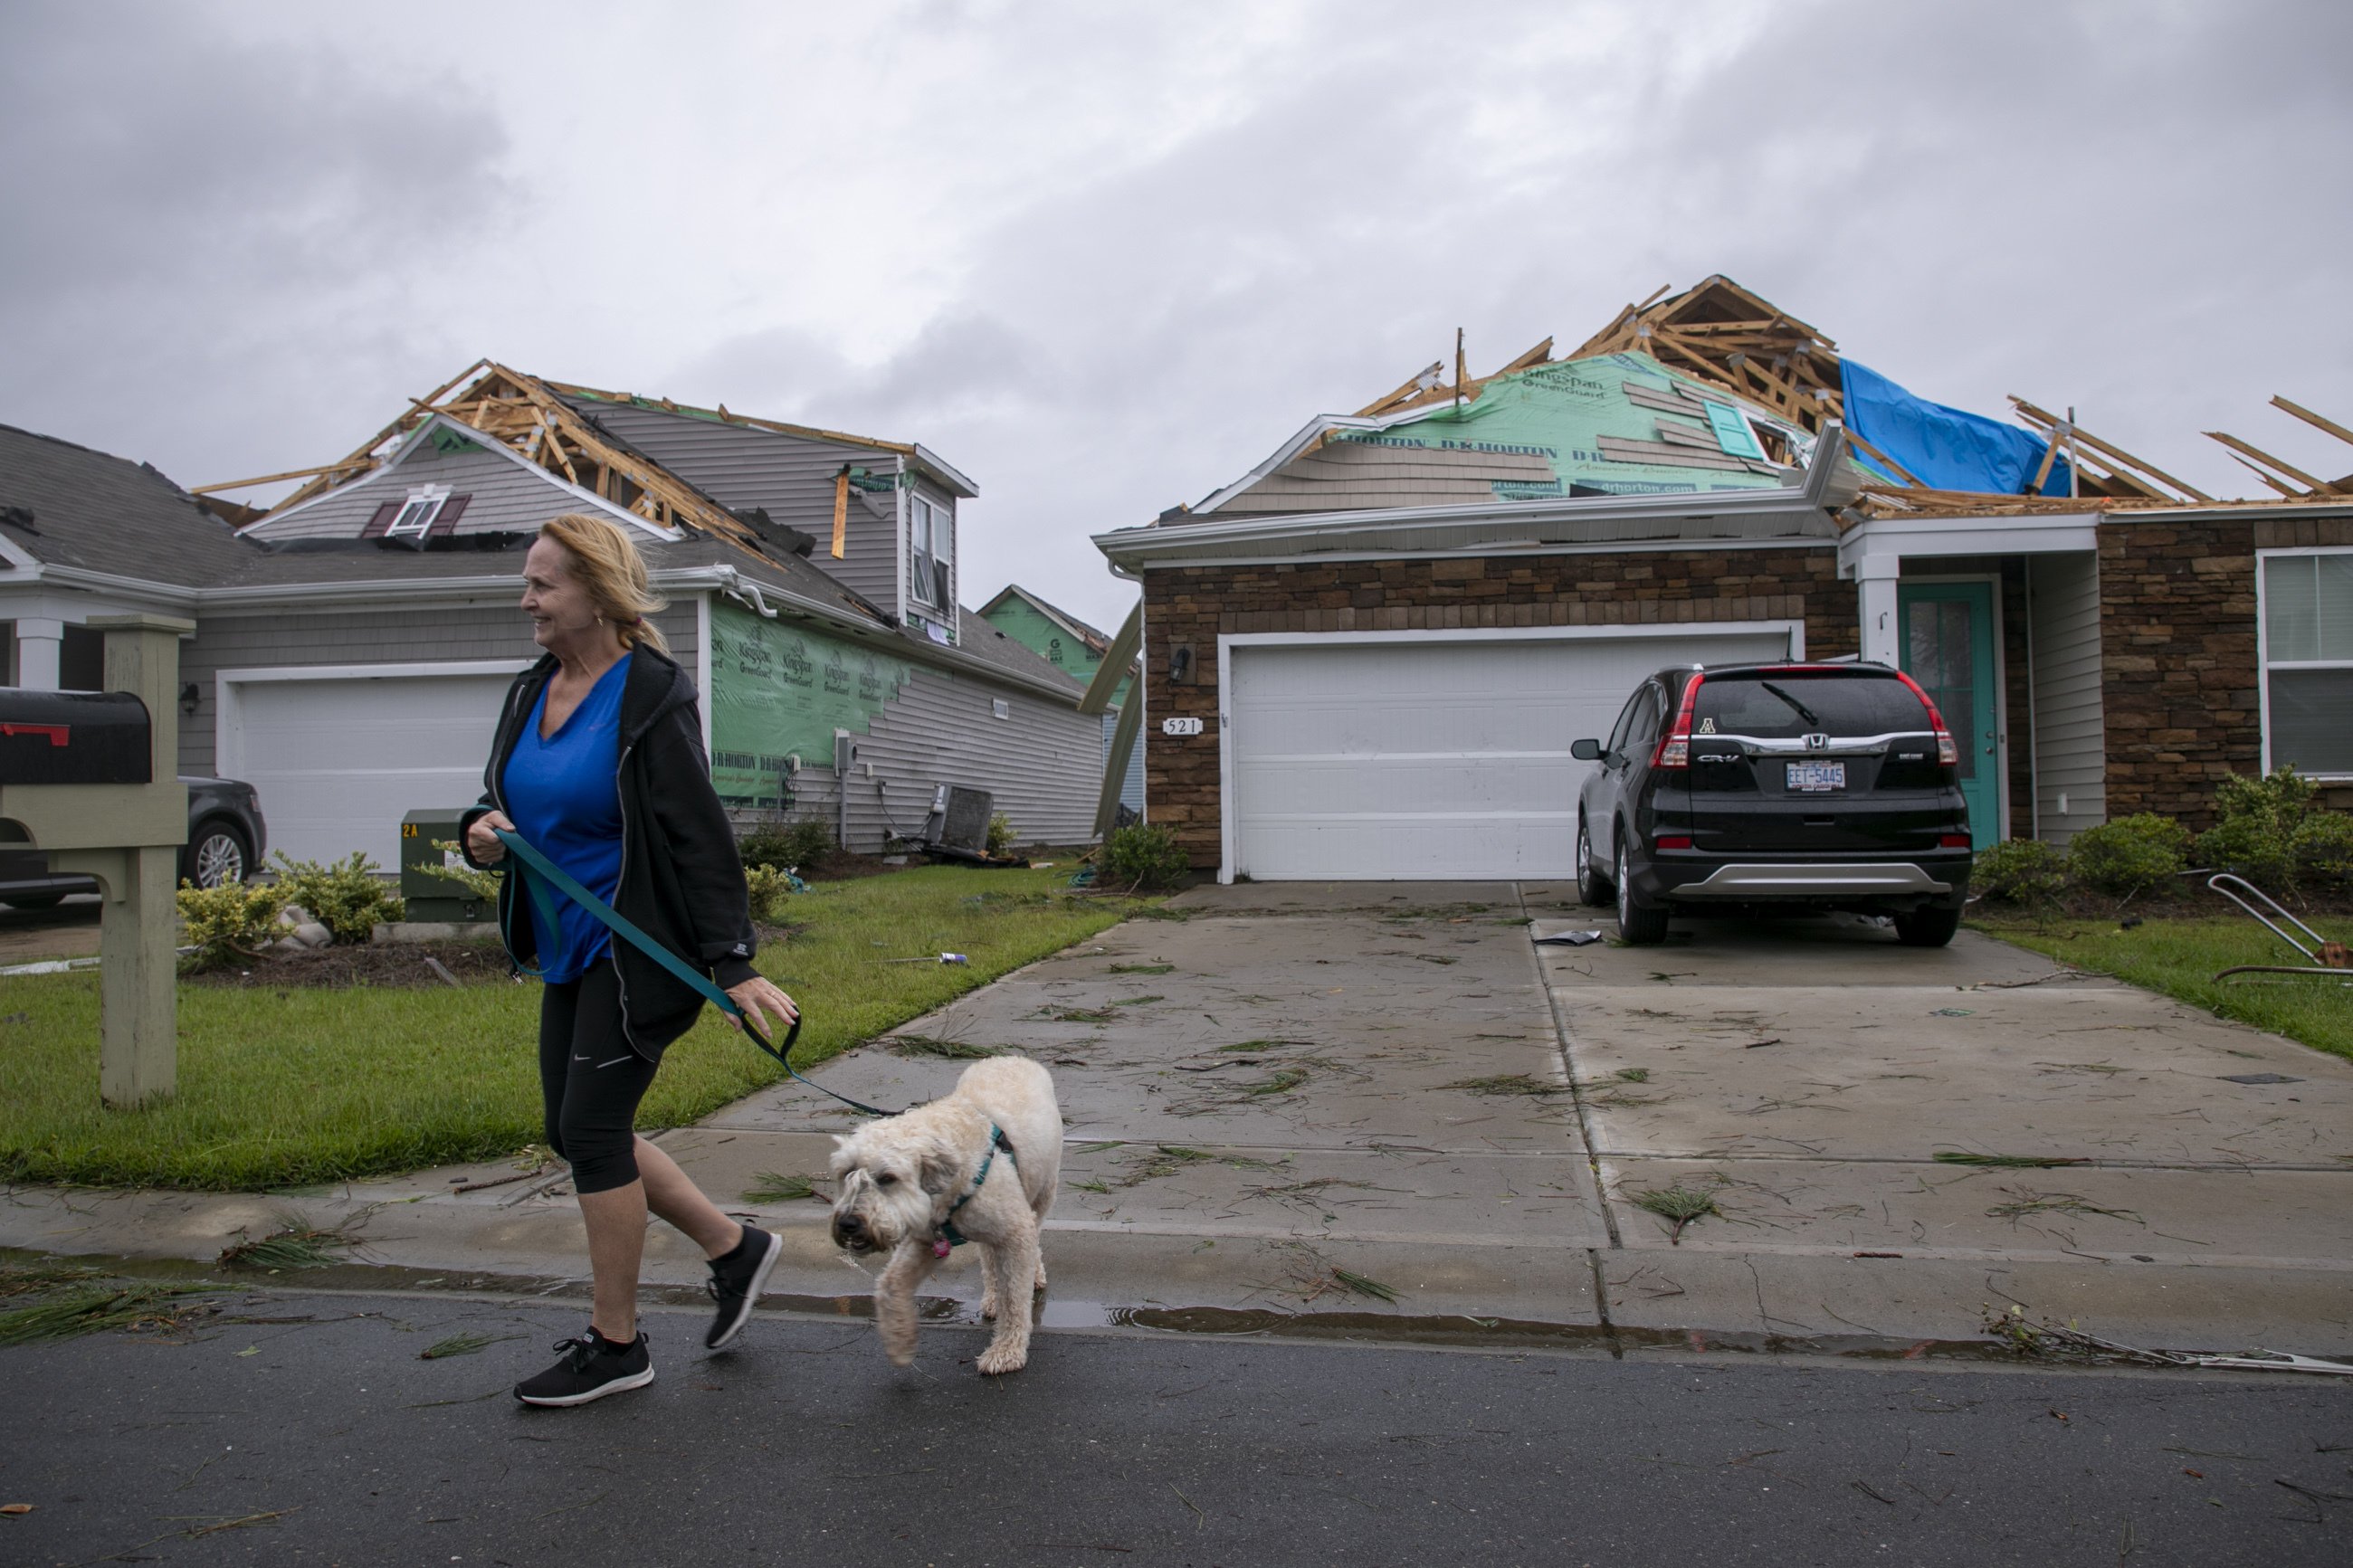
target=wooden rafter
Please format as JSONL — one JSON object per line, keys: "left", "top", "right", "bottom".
{"left": 2273, "top": 395, "right": 2353, "bottom": 451}
{"left": 224, "top": 361, "right": 806, "bottom": 571}
{"left": 2205, "top": 429, "right": 2350, "bottom": 497}
{"left": 2007, "top": 397, "right": 2211, "bottom": 502}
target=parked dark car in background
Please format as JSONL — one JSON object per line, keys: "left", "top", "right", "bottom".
{"left": 0, "top": 776, "right": 266, "bottom": 908}
{"left": 1572, "top": 661, "right": 1973, "bottom": 947}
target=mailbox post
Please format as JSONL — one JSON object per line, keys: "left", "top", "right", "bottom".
{"left": 0, "top": 614, "right": 192, "bottom": 1107}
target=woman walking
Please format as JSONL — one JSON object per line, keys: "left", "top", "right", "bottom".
{"left": 463, "top": 511, "right": 797, "bottom": 1407}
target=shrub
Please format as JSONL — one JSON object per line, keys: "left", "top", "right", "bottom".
{"left": 743, "top": 864, "right": 798, "bottom": 925}
{"left": 268, "top": 852, "right": 405, "bottom": 943}
{"left": 739, "top": 817, "right": 834, "bottom": 873}
{"left": 2292, "top": 809, "right": 2353, "bottom": 889}
{"left": 986, "top": 813, "right": 1018, "bottom": 857}
{"left": 418, "top": 839, "right": 503, "bottom": 903}
{"left": 176, "top": 879, "right": 287, "bottom": 970}
{"left": 1100, "top": 822, "right": 1190, "bottom": 890}
{"left": 1969, "top": 838, "right": 2067, "bottom": 905}
{"left": 2197, "top": 766, "right": 2316, "bottom": 889}
{"left": 2066, "top": 813, "right": 2190, "bottom": 897}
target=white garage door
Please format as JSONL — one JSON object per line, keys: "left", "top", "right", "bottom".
{"left": 222, "top": 666, "right": 527, "bottom": 869}
{"left": 1226, "top": 630, "right": 1795, "bottom": 880}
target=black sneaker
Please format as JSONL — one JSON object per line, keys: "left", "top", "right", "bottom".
{"left": 703, "top": 1225, "right": 782, "bottom": 1349}
{"left": 514, "top": 1329, "right": 653, "bottom": 1407}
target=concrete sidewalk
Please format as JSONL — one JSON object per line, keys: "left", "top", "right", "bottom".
{"left": 6, "top": 881, "right": 2350, "bottom": 1359}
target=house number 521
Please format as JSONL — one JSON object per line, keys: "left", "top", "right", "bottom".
{"left": 1160, "top": 717, "right": 1205, "bottom": 736}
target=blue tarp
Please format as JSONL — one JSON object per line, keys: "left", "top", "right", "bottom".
{"left": 1840, "top": 358, "right": 2075, "bottom": 497}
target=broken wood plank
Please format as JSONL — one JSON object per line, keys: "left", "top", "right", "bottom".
{"left": 2204, "top": 430, "right": 2346, "bottom": 495}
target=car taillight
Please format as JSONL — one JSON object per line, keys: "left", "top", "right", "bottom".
{"left": 1939, "top": 833, "right": 1972, "bottom": 848}
{"left": 1891, "top": 670, "right": 1959, "bottom": 766}
{"left": 1651, "top": 676, "right": 1705, "bottom": 770}
{"left": 1655, "top": 835, "right": 1693, "bottom": 851}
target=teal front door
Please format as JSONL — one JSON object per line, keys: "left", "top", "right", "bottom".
{"left": 1899, "top": 582, "right": 1999, "bottom": 848}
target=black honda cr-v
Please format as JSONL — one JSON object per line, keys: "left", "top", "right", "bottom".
{"left": 1571, "top": 661, "right": 1974, "bottom": 946}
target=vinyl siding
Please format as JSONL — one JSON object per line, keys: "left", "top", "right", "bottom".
{"left": 560, "top": 401, "right": 905, "bottom": 613}
{"left": 243, "top": 439, "right": 623, "bottom": 542}
{"left": 795, "top": 668, "right": 1100, "bottom": 852}
{"left": 2027, "top": 551, "right": 2106, "bottom": 842}
{"left": 179, "top": 601, "right": 700, "bottom": 776}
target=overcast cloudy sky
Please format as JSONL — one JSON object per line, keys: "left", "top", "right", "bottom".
{"left": 4, "top": 0, "right": 2348, "bottom": 629}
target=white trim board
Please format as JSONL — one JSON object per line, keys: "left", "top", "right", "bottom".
{"left": 1212, "top": 619, "right": 1805, "bottom": 882}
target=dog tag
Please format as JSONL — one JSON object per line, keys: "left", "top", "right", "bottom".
{"left": 931, "top": 1238, "right": 952, "bottom": 1258}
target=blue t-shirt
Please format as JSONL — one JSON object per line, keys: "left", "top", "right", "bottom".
{"left": 502, "top": 659, "right": 628, "bottom": 984}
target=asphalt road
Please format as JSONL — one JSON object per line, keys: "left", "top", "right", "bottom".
{"left": 3, "top": 1290, "right": 2348, "bottom": 1568}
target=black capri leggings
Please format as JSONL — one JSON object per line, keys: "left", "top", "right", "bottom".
{"left": 538, "top": 965, "right": 662, "bottom": 1195}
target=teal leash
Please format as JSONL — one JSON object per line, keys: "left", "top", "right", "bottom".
{"left": 492, "top": 827, "right": 898, "bottom": 1119}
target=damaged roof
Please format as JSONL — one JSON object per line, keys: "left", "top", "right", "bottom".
{"left": 1176, "top": 273, "right": 2353, "bottom": 530}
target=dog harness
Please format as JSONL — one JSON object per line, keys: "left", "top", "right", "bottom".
{"left": 932, "top": 1125, "right": 1017, "bottom": 1258}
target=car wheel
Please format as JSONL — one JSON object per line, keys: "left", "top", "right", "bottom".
{"left": 1615, "top": 831, "right": 1669, "bottom": 946}
{"left": 1893, "top": 903, "right": 1961, "bottom": 948}
{"left": 1576, "top": 815, "right": 1611, "bottom": 907}
{"left": 185, "top": 820, "right": 252, "bottom": 889}
{"left": 0, "top": 893, "right": 65, "bottom": 911}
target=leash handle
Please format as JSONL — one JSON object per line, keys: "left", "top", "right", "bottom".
{"left": 492, "top": 827, "right": 894, "bottom": 1117}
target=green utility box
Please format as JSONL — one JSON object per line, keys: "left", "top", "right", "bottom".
{"left": 399, "top": 807, "right": 495, "bottom": 924}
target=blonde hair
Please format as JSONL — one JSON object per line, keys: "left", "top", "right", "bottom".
{"left": 538, "top": 513, "right": 670, "bottom": 654}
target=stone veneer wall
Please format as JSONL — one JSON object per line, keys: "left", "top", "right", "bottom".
{"left": 1141, "top": 547, "right": 1858, "bottom": 868}
{"left": 2096, "top": 517, "right": 2269, "bottom": 830}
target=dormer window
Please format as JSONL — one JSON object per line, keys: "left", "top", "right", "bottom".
{"left": 362, "top": 484, "right": 469, "bottom": 545}
{"left": 386, "top": 486, "right": 449, "bottom": 538}
{"left": 910, "top": 494, "right": 953, "bottom": 615}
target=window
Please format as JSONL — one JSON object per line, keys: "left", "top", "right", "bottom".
{"left": 385, "top": 486, "right": 449, "bottom": 539}
{"left": 2261, "top": 549, "right": 2353, "bottom": 776}
{"left": 909, "top": 494, "right": 952, "bottom": 613}
{"left": 1604, "top": 690, "right": 1643, "bottom": 757}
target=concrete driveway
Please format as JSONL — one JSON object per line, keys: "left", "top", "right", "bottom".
{"left": 13, "top": 881, "right": 2350, "bottom": 1357}
{"left": 650, "top": 879, "right": 2353, "bottom": 1354}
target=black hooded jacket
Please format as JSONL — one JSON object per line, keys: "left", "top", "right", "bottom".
{"left": 462, "top": 644, "right": 758, "bottom": 1057}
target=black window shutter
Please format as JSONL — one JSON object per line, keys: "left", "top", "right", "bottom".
{"left": 360, "top": 500, "right": 401, "bottom": 538}
{"left": 426, "top": 494, "right": 471, "bottom": 538}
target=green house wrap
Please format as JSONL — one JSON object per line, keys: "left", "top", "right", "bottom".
{"left": 707, "top": 599, "right": 912, "bottom": 811}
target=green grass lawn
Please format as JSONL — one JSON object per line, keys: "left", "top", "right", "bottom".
{"left": 1976, "top": 913, "right": 2353, "bottom": 1065}
{"left": 0, "top": 868, "right": 1158, "bottom": 1192}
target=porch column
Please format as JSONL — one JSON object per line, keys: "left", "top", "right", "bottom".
{"left": 1856, "top": 560, "right": 1900, "bottom": 667}
{"left": 14, "top": 617, "right": 62, "bottom": 689}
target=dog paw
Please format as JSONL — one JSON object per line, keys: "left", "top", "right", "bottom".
{"left": 885, "top": 1341, "right": 917, "bottom": 1367}
{"left": 976, "top": 1342, "right": 1028, "bottom": 1375}
{"left": 979, "top": 1292, "right": 1000, "bottom": 1320}
{"left": 1033, "top": 1267, "right": 1048, "bottom": 1291}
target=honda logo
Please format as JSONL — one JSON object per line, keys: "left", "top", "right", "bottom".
{"left": 1803, "top": 732, "right": 1830, "bottom": 751}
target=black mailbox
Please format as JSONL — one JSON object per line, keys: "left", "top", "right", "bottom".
{"left": 0, "top": 691, "right": 152, "bottom": 785}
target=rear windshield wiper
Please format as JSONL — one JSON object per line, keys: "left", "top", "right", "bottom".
{"left": 1758, "top": 680, "right": 1821, "bottom": 727}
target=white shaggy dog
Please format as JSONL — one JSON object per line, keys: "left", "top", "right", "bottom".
{"left": 828, "top": 1055, "right": 1061, "bottom": 1374}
